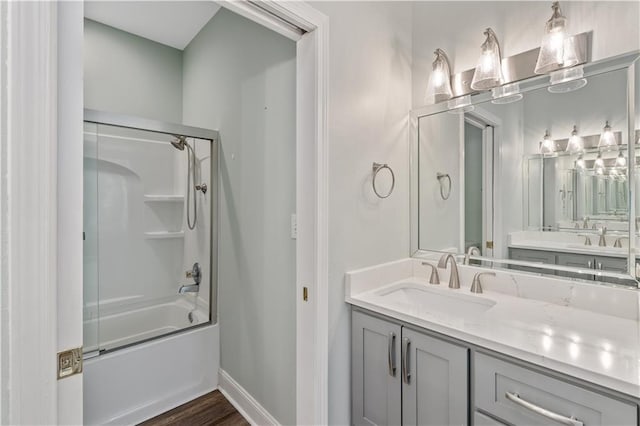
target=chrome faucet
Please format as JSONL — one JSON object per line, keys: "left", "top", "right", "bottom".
{"left": 464, "top": 246, "right": 480, "bottom": 265}
{"left": 178, "top": 284, "right": 200, "bottom": 294}
{"left": 437, "top": 254, "right": 460, "bottom": 289}
{"left": 178, "top": 262, "right": 201, "bottom": 295}
{"left": 421, "top": 262, "right": 440, "bottom": 284}
{"left": 598, "top": 226, "right": 607, "bottom": 247}
{"left": 471, "top": 272, "right": 495, "bottom": 294}
{"left": 582, "top": 216, "right": 589, "bottom": 229}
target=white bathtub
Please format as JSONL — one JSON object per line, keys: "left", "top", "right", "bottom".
{"left": 84, "top": 296, "right": 209, "bottom": 353}
{"left": 83, "top": 299, "right": 218, "bottom": 425}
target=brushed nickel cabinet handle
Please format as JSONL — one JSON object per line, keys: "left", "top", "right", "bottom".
{"left": 505, "top": 392, "right": 583, "bottom": 426}
{"left": 388, "top": 332, "right": 396, "bottom": 377}
{"left": 401, "top": 337, "right": 411, "bottom": 384}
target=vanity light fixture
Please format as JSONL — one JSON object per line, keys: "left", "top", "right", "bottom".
{"left": 491, "top": 82, "right": 523, "bottom": 104}
{"left": 447, "top": 95, "right": 474, "bottom": 113}
{"left": 470, "top": 28, "right": 504, "bottom": 91}
{"left": 565, "top": 125, "right": 583, "bottom": 153}
{"left": 616, "top": 151, "right": 627, "bottom": 167}
{"left": 596, "top": 167, "right": 604, "bottom": 175}
{"left": 575, "top": 153, "right": 585, "bottom": 169}
{"left": 539, "top": 130, "right": 555, "bottom": 154}
{"left": 594, "top": 151, "right": 605, "bottom": 169}
{"left": 548, "top": 65, "right": 587, "bottom": 93}
{"left": 426, "top": 49, "right": 454, "bottom": 104}
{"left": 534, "top": 1, "right": 579, "bottom": 75}
{"left": 598, "top": 121, "right": 617, "bottom": 150}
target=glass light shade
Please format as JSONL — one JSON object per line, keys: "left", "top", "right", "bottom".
{"left": 594, "top": 152, "right": 604, "bottom": 169}
{"left": 548, "top": 65, "right": 587, "bottom": 93}
{"left": 598, "top": 121, "right": 617, "bottom": 150}
{"left": 534, "top": 2, "right": 579, "bottom": 74}
{"left": 539, "top": 131, "right": 555, "bottom": 154}
{"left": 491, "top": 82, "right": 523, "bottom": 104}
{"left": 576, "top": 154, "right": 585, "bottom": 169}
{"left": 596, "top": 167, "right": 604, "bottom": 175}
{"left": 616, "top": 151, "right": 627, "bottom": 167}
{"left": 565, "top": 125, "right": 583, "bottom": 153}
{"left": 471, "top": 28, "right": 503, "bottom": 90}
{"left": 425, "top": 49, "right": 453, "bottom": 104}
{"left": 447, "top": 95, "right": 474, "bottom": 113}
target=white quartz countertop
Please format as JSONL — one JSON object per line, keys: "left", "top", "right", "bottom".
{"left": 346, "top": 258, "right": 640, "bottom": 399}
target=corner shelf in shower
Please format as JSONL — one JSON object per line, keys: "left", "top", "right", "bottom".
{"left": 143, "top": 195, "right": 184, "bottom": 202}
{"left": 144, "top": 231, "right": 185, "bottom": 239}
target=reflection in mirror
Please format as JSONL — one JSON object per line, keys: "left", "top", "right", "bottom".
{"left": 414, "top": 53, "right": 639, "bottom": 286}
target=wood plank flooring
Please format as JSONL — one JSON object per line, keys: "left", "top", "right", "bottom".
{"left": 139, "top": 390, "right": 249, "bottom": 426}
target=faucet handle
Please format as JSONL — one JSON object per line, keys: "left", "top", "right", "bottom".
{"left": 614, "top": 236, "right": 629, "bottom": 248}
{"left": 421, "top": 262, "right": 440, "bottom": 285}
{"left": 577, "top": 234, "right": 592, "bottom": 246}
{"left": 471, "top": 272, "right": 495, "bottom": 294}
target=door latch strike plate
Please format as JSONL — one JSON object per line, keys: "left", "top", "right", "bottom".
{"left": 303, "top": 286, "right": 308, "bottom": 302}
{"left": 58, "top": 347, "right": 83, "bottom": 379}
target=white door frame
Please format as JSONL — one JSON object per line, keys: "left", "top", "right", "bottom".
{"left": 2, "top": 1, "right": 329, "bottom": 424}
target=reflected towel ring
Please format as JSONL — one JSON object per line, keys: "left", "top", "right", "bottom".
{"left": 372, "top": 162, "right": 395, "bottom": 199}
{"left": 436, "top": 172, "right": 451, "bottom": 200}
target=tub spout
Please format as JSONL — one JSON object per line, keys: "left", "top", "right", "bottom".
{"left": 178, "top": 284, "right": 199, "bottom": 294}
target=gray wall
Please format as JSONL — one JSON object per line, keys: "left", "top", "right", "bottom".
{"left": 84, "top": 19, "right": 183, "bottom": 123}
{"left": 181, "top": 9, "right": 296, "bottom": 425}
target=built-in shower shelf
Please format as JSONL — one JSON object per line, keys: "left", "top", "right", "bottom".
{"left": 144, "top": 231, "right": 185, "bottom": 239}
{"left": 143, "top": 195, "right": 184, "bottom": 202}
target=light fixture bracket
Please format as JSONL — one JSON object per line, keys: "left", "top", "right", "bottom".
{"left": 450, "top": 31, "right": 590, "bottom": 98}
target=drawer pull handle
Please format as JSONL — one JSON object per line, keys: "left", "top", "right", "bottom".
{"left": 401, "top": 337, "right": 411, "bottom": 384}
{"left": 388, "top": 332, "right": 396, "bottom": 377}
{"left": 505, "top": 392, "right": 583, "bottom": 426}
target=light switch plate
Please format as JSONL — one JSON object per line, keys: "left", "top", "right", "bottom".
{"left": 58, "top": 347, "right": 83, "bottom": 379}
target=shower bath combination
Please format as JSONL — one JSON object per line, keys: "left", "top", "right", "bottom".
{"left": 171, "top": 135, "right": 207, "bottom": 230}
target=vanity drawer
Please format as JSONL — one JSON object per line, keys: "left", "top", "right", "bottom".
{"left": 475, "top": 353, "right": 637, "bottom": 426}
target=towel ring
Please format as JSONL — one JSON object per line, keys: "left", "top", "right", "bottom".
{"left": 436, "top": 172, "right": 451, "bottom": 200}
{"left": 372, "top": 162, "right": 395, "bottom": 199}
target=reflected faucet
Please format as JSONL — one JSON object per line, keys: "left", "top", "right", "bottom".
{"left": 437, "top": 254, "right": 460, "bottom": 289}
{"left": 598, "top": 227, "right": 607, "bottom": 247}
{"left": 464, "top": 246, "right": 481, "bottom": 265}
{"left": 178, "top": 262, "right": 201, "bottom": 295}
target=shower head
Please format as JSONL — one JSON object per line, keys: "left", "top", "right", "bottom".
{"left": 171, "top": 135, "right": 186, "bottom": 151}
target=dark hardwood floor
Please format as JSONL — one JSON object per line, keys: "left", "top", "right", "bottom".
{"left": 139, "top": 390, "right": 249, "bottom": 426}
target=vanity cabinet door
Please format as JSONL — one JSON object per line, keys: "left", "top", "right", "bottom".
{"left": 401, "top": 328, "right": 468, "bottom": 426}
{"left": 352, "top": 310, "right": 402, "bottom": 426}
{"left": 595, "top": 256, "right": 629, "bottom": 284}
{"left": 556, "top": 253, "right": 595, "bottom": 280}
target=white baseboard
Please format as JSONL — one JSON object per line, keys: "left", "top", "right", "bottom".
{"left": 218, "top": 369, "right": 279, "bottom": 426}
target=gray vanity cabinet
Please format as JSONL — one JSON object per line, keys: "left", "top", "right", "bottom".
{"left": 352, "top": 310, "right": 468, "bottom": 426}
{"left": 556, "top": 253, "right": 595, "bottom": 280}
{"left": 352, "top": 310, "right": 402, "bottom": 426}
{"left": 401, "top": 327, "right": 468, "bottom": 426}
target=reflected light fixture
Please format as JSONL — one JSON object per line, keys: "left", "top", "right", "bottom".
{"left": 447, "top": 95, "right": 474, "bottom": 113}
{"left": 565, "top": 125, "right": 583, "bottom": 154}
{"left": 534, "top": 1, "right": 579, "bottom": 74}
{"left": 491, "top": 82, "right": 523, "bottom": 104}
{"left": 616, "top": 151, "right": 627, "bottom": 167}
{"left": 576, "top": 154, "right": 585, "bottom": 169}
{"left": 425, "top": 49, "right": 453, "bottom": 104}
{"left": 539, "top": 130, "right": 555, "bottom": 154}
{"left": 594, "top": 151, "right": 604, "bottom": 169}
{"left": 471, "top": 28, "right": 504, "bottom": 90}
{"left": 596, "top": 167, "right": 604, "bottom": 175}
{"left": 548, "top": 65, "right": 587, "bottom": 93}
{"left": 598, "top": 121, "right": 617, "bottom": 150}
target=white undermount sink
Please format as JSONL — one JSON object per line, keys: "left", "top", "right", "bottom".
{"left": 376, "top": 282, "right": 496, "bottom": 319}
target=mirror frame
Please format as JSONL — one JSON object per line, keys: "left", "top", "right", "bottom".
{"left": 410, "top": 50, "right": 640, "bottom": 286}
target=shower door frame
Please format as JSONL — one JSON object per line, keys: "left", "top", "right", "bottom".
{"left": 3, "top": 0, "right": 329, "bottom": 424}
{"left": 82, "top": 108, "right": 220, "bottom": 356}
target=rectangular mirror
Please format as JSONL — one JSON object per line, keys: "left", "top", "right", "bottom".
{"left": 411, "top": 51, "right": 639, "bottom": 286}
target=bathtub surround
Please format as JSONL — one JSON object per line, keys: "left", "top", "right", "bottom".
{"left": 182, "top": 9, "right": 297, "bottom": 424}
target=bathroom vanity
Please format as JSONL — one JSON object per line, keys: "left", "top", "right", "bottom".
{"left": 346, "top": 259, "right": 640, "bottom": 425}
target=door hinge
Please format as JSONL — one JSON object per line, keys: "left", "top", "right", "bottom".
{"left": 303, "top": 286, "right": 308, "bottom": 301}
{"left": 58, "top": 347, "right": 83, "bottom": 379}
{"left": 486, "top": 240, "right": 494, "bottom": 249}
